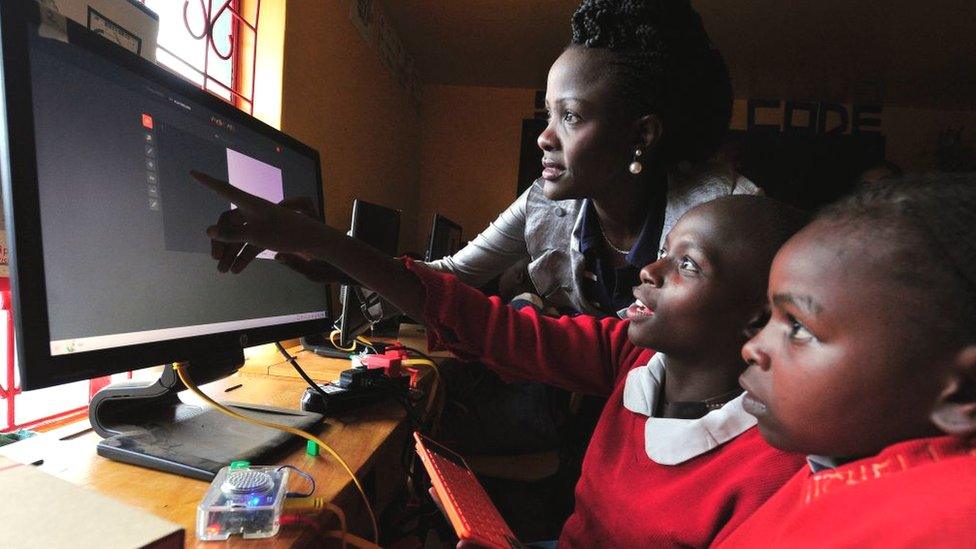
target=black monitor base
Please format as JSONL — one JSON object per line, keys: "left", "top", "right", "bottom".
{"left": 301, "top": 335, "right": 383, "bottom": 359}
{"left": 89, "top": 359, "right": 323, "bottom": 481}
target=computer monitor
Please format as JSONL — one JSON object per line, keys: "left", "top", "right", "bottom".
{"left": 0, "top": 2, "right": 331, "bottom": 479}
{"left": 337, "top": 199, "right": 400, "bottom": 346}
{"left": 425, "top": 213, "right": 463, "bottom": 262}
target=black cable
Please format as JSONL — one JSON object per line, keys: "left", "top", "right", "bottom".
{"left": 366, "top": 377, "right": 425, "bottom": 429}
{"left": 406, "top": 387, "right": 426, "bottom": 405}
{"left": 278, "top": 464, "right": 317, "bottom": 497}
{"left": 353, "top": 286, "right": 385, "bottom": 325}
{"left": 396, "top": 396, "right": 424, "bottom": 430}
{"left": 398, "top": 345, "right": 441, "bottom": 401}
{"left": 275, "top": 341, "right": 331, "bottom": 401}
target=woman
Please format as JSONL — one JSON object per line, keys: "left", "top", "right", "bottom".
{"left": 428, "top": 0, "right": 758, "bottom": 317}
{"left": 255, "top": 0, "right": 755, "bottom": 319}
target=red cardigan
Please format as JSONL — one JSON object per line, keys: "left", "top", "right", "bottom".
{"left": 408, "top": 261, "right": 805, "bottom": 547}
{"left": 715, "top": 435, "right": 976, "bottom": 548}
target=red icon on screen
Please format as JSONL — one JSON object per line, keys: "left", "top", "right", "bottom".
{"left": 141, "top": 114, "right": 154, "bottom": 130}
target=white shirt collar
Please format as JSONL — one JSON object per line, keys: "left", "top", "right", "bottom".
{"left": 622, "top": 353, "right": 757, "bottom": 465}
{"left": 806, "top": 454, "right": 842, "bottom": 473}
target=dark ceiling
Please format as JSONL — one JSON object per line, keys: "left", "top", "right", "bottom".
{"left": 381, "top": 0, "right": 976, "bottom": 109}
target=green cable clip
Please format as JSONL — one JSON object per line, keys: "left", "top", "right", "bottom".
{"left": 306, "top": 440, "right": 319, "bottom": 457}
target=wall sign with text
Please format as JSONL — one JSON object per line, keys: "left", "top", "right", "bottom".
{"left": 747, "top": 100, "right": 883, "bottom": 135}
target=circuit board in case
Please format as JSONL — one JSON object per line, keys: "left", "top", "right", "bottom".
{"left": 197, "top": 464, "right": 289, "bottom": 540}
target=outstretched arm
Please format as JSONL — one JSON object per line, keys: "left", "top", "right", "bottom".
{"left": 425, "top": 186, "right": 531, "bottom": 286}
{"left": 192, "top": 171, "right": 642, "bottom": 394}
{"left": 191, "top": 171, "right": 427, "bottom": 321}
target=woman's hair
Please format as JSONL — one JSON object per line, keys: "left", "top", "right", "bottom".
{"left": 818, "top": 174, "right": 976, "bottom": 341}
{"left": 571, "top": 0, "right": 732, "bottom": 166}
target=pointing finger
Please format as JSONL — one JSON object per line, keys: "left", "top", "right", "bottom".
{"left": 207, "top": 223, "right": 247, "bottom": 243}
{"left": 189, "top": 170, "right": 267, "bottom": 211}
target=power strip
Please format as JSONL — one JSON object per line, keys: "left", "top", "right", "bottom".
{"left": 299, "top": 371, "right": 408, "bottom": 416}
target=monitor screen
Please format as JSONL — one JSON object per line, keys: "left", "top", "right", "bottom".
{"left": 0, "top": 3, "right": 332, "bottom": 389}
{"left": 337, "top": 199, "right": 400, "bottom": 347}
{"left": 425, "top": 214, "right": 463, "bottom": 262}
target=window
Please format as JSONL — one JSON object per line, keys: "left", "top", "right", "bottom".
{"left": 142, "top": 0, "right": 260, "bottom": 112}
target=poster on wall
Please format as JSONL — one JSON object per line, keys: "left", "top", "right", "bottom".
{"left": 349, "top": 0, "right": 373, "bottom": 42}
{"left": 351, "top": 0, "right": 423, "bottom": 107}
{"left": 52, "top": 0, "right": 158, "bottom": 62}
{"left": 376, "top": 8, "right": 397, "bottom": 72}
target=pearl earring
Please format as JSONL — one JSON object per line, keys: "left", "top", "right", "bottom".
{"left": 629, "top": 148, "right": 643, "bottom": 175}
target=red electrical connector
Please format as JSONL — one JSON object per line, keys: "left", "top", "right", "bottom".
{"left": 360, "top": 344, "right": 409, "bottom": 378}
{"left": 404, "top": 367, "right": 422, "bottom": 389}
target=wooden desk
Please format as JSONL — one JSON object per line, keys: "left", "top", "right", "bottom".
{"left": 0, "top": 326, "right": 442, "bottom": 547}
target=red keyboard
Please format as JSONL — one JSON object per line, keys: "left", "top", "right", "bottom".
{"left": 414, "top": 432, "right": 519, "bottom": 549}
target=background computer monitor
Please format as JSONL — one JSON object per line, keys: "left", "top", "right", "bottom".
{"left": 0, "top": 2, "right": 331, "bottom": 478}
{"left": 425, "top": 213, "right": 463, "bottom": 262}
{"left": 336, "top": 199, "right": 401, "bottom": 348}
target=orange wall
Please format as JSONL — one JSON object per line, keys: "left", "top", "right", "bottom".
{"left": 280, "top": 1, "right": 422, "bottom": 253}
{"left": 416, "top": 85, "right": 536, "bottom": 249}
{"left": 418, "top": 90, "right": 975, "bottom": 244}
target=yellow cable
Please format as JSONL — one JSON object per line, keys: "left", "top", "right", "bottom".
{"left": 324, "top": 501, "right": 349, "bottom": 549}
{"left": 329, "top": 330, "right": 359, "bottom": 352}
{"left": 328, "top": 331, "right": 375, "bottom": 353}
{"left": 403, "top": 357, "right": 438, "bottom": 375}
{"left": 285, "top": 498, "right": 349, "bottom": 549}
{"left": 172, "top": 363, "right": 378, "bottom": 545}
{"left": 323, "top": 531, "right": 381, "bottom": 549}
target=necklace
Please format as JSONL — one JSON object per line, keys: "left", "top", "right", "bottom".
{"left": 658, "top": 387, "right": 744, "bottom": 420}
{"left": 596, "top": 215, "right": 630, "bottom": 255}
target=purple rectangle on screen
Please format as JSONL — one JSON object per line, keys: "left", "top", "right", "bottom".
{"left": 226, "top": 148, "right": 284, "bottom": 259}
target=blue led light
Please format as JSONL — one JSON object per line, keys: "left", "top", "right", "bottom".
{"left": 248, "top": 496, "right": 261, "bottom": 507}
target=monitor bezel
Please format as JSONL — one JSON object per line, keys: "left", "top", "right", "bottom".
{"left": 337, "top": 198, "right": 401, "bottom": 347}
{"left": 0, "top": 2, "right": 332, "bottom": 390}
{"left": 425, "top": 213, "right": 463, "bottom": 262}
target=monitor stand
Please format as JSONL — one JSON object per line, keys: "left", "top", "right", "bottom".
{"left": 88, "top": 351, "right": 323, "bottom": 481}
{"left": 300, "top": 335, "right": 378, "bottom": 359}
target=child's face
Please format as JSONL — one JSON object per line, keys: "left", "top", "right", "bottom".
{"left": 625, "top": 206, "right": 759, "bottom": 360}
{"left": 740, "top": 224, "right": 947, "bottom": 457}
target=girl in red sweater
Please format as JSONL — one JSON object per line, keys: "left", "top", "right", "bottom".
{"left": 192, "top": 166, "right": 808, "bottom": 546}
{"left": 719, "top": 176, "right": 976, "bottom": 547}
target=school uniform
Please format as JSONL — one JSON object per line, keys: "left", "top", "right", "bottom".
{"left": 427, "top": 162, "right": 760, "bottom": 316}
{"left": 714, "top": 435, "right": 976, "bottom": 548}
{"left": 406, "top": 260, "right": 805, "bottom": 547}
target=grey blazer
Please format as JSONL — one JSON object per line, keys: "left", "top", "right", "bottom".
{"left": 427, "top": 162, "right": 761, "bottom": 315}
